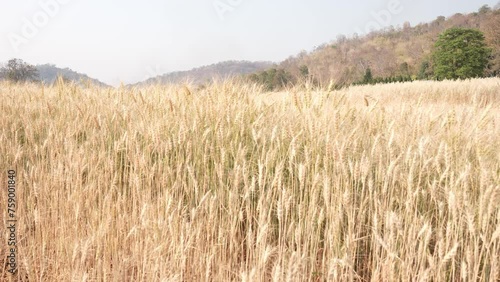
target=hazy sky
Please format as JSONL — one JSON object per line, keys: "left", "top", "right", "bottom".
{"left": 0, "top": 0, "right": 497, "bottom": 86}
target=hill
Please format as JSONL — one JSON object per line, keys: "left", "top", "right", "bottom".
{"left": 132, "top": 60, "right": 273, "bottom": 86}
{"left": 254, "top": 4, "right": 500, "bottom": 88}
{"left": 36, "top": 64, "right": 109, "bottom": 87}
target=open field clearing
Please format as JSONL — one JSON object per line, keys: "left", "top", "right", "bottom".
{"left": 0, "top": 78, "right": 499, "bottom": 281}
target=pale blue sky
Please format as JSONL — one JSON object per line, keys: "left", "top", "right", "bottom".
{"left": 0, "top": 0, "right": 497, "bottom": 86}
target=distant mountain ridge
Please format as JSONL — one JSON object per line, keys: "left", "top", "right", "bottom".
{"left": 36, "top": 64, "right": 109, "bottom": 87}
{"left": 132, "top": 60, "right": 273, "bottom": 86}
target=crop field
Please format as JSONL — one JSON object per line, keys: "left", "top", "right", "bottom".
{"left": 0, "top": 78, "right": 499, "bottom": 281}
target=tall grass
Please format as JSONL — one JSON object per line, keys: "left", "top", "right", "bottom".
{"left": 0, "top": 78, "right": 499, "bottom": 281}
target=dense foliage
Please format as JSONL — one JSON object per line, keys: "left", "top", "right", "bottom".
{"left": 432, "top": 28, "right": 491, "bottom": 80}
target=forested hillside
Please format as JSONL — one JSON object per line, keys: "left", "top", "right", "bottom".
{"left": 253, "top": 5, "right": 499, "bottom": 89}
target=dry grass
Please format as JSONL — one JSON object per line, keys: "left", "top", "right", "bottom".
{"left": 0, "top": 78, "right": 499, "bottom": 281}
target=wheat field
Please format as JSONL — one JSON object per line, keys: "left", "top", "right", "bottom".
{"left": 0, "top": 78, "right": 499, "bottom": 281}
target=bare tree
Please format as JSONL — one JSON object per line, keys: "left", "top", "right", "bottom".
{"left": 481, "top": 12, "right": 500, "bottom": 76}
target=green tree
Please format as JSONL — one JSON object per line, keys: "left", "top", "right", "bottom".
{"left": 432, "top": 28, "right": 491, "bottom": 80}
{"left": 0, "top": 58, "right": 39, "bottom": 82}
{"left": 418, "top": 61, "right": 432, "bottom": 79}
{"left": 249, "top": 68, "right": 293, "bottom": 91}
{"left": 399, "top": 62, "right": 410, "bottom": 76}
{"left": 362, "top": 68, "right": 373, "bottom": 84}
